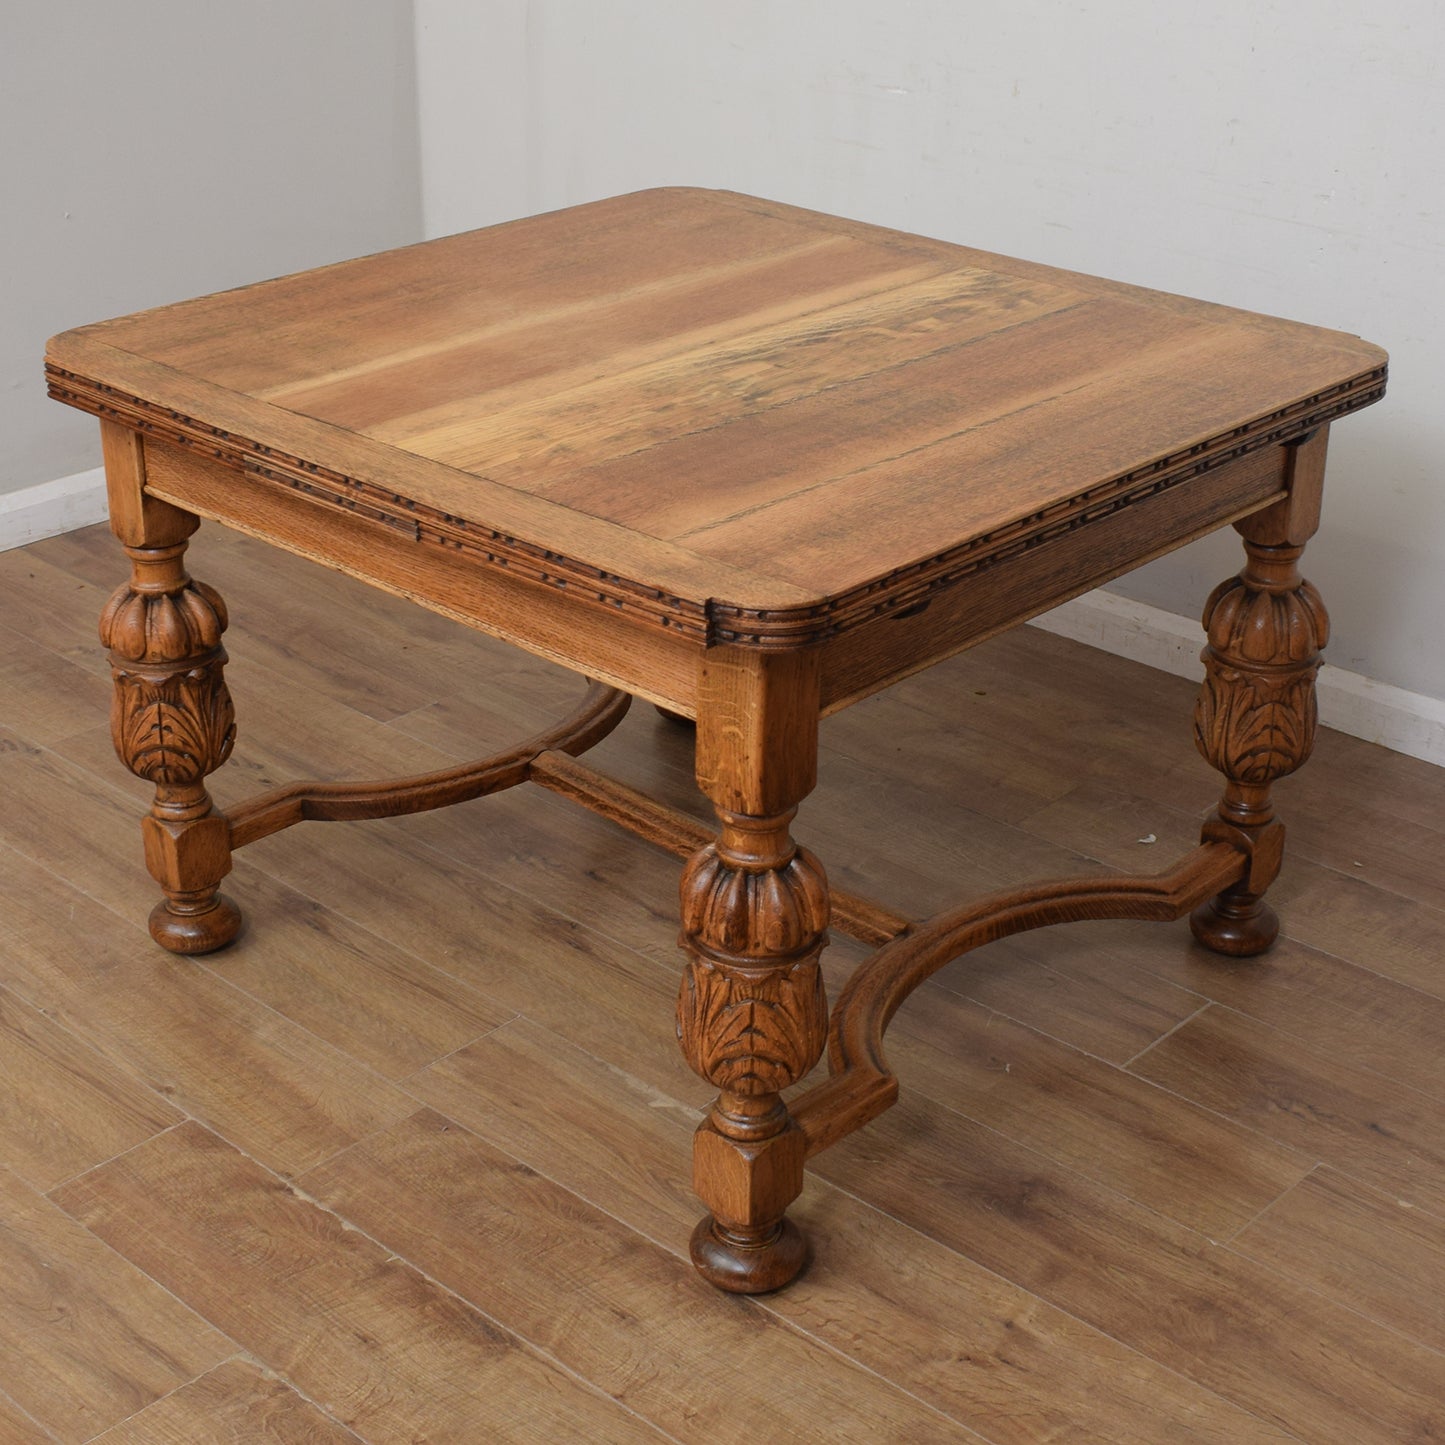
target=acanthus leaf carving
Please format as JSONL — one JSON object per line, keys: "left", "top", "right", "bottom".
{"left": 1193, "top": 552, "right": 1328, "bottom": 789}
{"left": 1194, "top": 658, "right": 1319, "bottom": 785}
{"left": 678, "top": 953, "right": 827, "bottom": 1095}
{"left": 110, "top": 655, "right": 236, "bottom": 787}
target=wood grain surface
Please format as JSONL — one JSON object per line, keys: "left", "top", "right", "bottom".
{"left": 46, "top": 188, "right": 1385, "bottom": 639}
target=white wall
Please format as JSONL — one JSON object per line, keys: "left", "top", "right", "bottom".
{"left": 3, "top": 1, "right": 423, "bottom": 496}
{"left": 415, "top": 0, "right": 1444, "bottom": 702}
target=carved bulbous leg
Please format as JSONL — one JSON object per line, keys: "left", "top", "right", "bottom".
{"left": 102, "top": 537, "right": 240, "bottom": 954}
{"left": 1191, "top": 536, "right": 1327, "bottom": 956}
{"left": 678, "top": 807, "right": 829, "bottom": 1293}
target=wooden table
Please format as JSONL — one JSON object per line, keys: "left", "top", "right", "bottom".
{"left": 47, "top": 188, "right": 1386, "bottom": 1294}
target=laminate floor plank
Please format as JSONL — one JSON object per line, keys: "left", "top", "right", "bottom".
{"left": 0, "top": 1165, "right": 231, "bottom": 1445}
{"left": 53, "top": 1124, "right": 668, "bottom": 1444}
{"left": 0, "top": 1390, "right": 58, "bottom": 1445}
{"left": 1232, "top": 1167, "right": 1445, "bottom": 1355}
{"left": 0, "top": 548, "right": 111, "bottom": 673}
{"left": 925, "top": 931, "right": 1205, "bottom": 1064}
{"left": 883, "top": 627, "right": 1223, "bottom": 817}
{"left": 406, "top": 1022, "right": 1299, "bottom": 1445}
{"left": 23, "top": 525, "right": 122, "bottom": 590}
{"left": 1303, "top": 727, "right": 1445, "bottom": 840}
{"left": 0, "top": 623, "right": 110, "bottom": 749}
{"left": 388, "top": 784, "right": 694, "bottom": 969}
{"left": 819, "top": 683, "right": 1079, "bottom": 827}
{"left": 198, "top": 862, "right": 516, "bottom": 1081}
{"left": 0, "top": 739, "right": 514, "bottom": 1082}
{"left": 1014, "top": 778, "right": 1209, "bottom": 875}
{"left": 817, "top": 1095, "right": 1444, "bottom": 1444}
{"left": 302, "top": 1108, "right": 982, "bottom": 1444}
{"left": 0, "top": 984, "right": 181, "bottom": 1192}
{"left": 0, "top": 843, "right": 414, "bottom": 1179}
{"left": 235, "top": 809, "right": 712, "bottom": 1108}
{"left": 410, "top": 1020, "right": 703, "bottom": 1242}
{"left": 1280, "top": 786, "right": 1445, "bottom": 915}
{"left": 1129, "top": 1004, "right": 1445, "bottom": 1218}
{"left": 884, "top": 993, "right": 1311, "bottom": 1237}
{"left": 89, "top": 1358, "right": 363, "bottom": 1445}
{"left": 983, "top": 899, "right": 1445, "bottom": 1103}
{"left": 1277, "top": 865, "right": 1445, "bottom": 1001}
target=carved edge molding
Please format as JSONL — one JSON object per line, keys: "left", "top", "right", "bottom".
{"left": 709, "top": 366, "right": 1386, "bottom": 646}
{"left": 47, "top": 365, "right": 711, "bottom": 642}
{"left": 49, "top": 360, "right": 1385, "bottom": 651}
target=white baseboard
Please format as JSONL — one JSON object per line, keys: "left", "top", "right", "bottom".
{"left": 0, "top": 468, "right": 107, "bottom": 553}
{"left": 1031, "top": 589, "right": 1445, "bottom": 768}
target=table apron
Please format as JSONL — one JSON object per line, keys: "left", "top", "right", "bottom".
{"left": 141, "top": 438, "right": 702, "bottom": 714}
{"left": 819, "top": 439, "right": 1289, "bottom": 713}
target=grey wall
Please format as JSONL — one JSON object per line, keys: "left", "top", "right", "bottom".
{"left": 2, "top": 1, "right": 423, "bottom": 494}
{"left": 414, "top": 0, "right": 1443, "bottom": 702}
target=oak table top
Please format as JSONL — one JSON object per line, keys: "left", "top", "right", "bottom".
{"left": 49, "top": 188, "right": 1388, "bottom": 1296}
{"left": 47, "top": 187, "right": 1385, "bottom": 665}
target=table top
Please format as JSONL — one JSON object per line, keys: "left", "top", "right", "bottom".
{"left": 48, "top": 187, "right": 1386, "bottom": 636}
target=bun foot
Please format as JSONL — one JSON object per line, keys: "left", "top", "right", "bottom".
{"left": 689, "top": 1215, "right": 809, "bottom": 1295}
{"left": 653, "top": 703, "right": 695, "bottom": 728}
{"left": 149, "top": 893, "right": 242, "bottom": 955}
{"left": 1190, "top": 894, "right": 1278, "bottom": 958}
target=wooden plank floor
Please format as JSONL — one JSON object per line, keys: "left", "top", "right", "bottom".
{"left": 1, "top": 521, "right": 1443, "bottom": 1443}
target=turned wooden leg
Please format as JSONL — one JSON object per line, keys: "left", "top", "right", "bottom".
{"left": 677, "top": 647, "right": 828, "bottom": 1293}
{"left": 1191, "top": 431, "right": 1330, "bottom": 957}
{"left": 99, "top": 423, "right": 239, "bottom": 954}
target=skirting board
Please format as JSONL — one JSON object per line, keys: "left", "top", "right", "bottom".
{"left": 0, "top": 468, "right": 106, "bottom": 552}
{"left": 1031, "top": 588, "right": 1445, "bottom": 770}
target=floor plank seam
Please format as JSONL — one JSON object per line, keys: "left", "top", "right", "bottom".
{"left": 1120, "top": 1000, "right": 1212, "bottom": 1070}
{"left": 1209, "top": 980, "right": 1445, "bottom": 1110}
{"left": 798, "top": 1169, "right": 1314, "bottom": 1445}
{"left": 890, "top": 1060, "right": 1309, "bottom": 1246}
{"left": 0, "top": 1384, "right": 63, "bottom": 1445}
{"left": 34, "top": 1125, "right": 251, "bottom": 1394}
{"left": 53, "top": 1104, "right": 686, "bottom": 1445}
{"left": 298, "top": 1087, "right": 1006, "bottom": 1445}
{"left": 38, "top": 1119, "right": 198, "bottom": 1203}
{"left": 187, "top": 946, "right": 522, "bottom": 1095}
{"left": 0, "top": 806, "right": 157, "bottom": 941}
{"left": 268, "top": 1163, "right": 684, "bottom": 1445}
{"left": 917, "top": 966, "right": 1207, "bottom": 1073}
{"left": 1138, "top": 995, "right": 1445, "bottom": 1124}
{"left": 1276, "top": 918, "right": 1445, "bottom": 1013}
{"left": 1221, "top": 1237, "right": 1445, "bottom": 1367}
{"left": 226, "top": 805, "right": 687, "bottom": 1020}
{"left": 76, "top": 1353, "right": 248, "bottom": 1444}
{"left": 1217, "top": 1164, "right": 1320, "bottom": 1247}
{"left": 389, "top": 820, "right": 689, "bottom": 975}
{"left": 0, "top": 849, "right": 427, "bottom": 1180}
